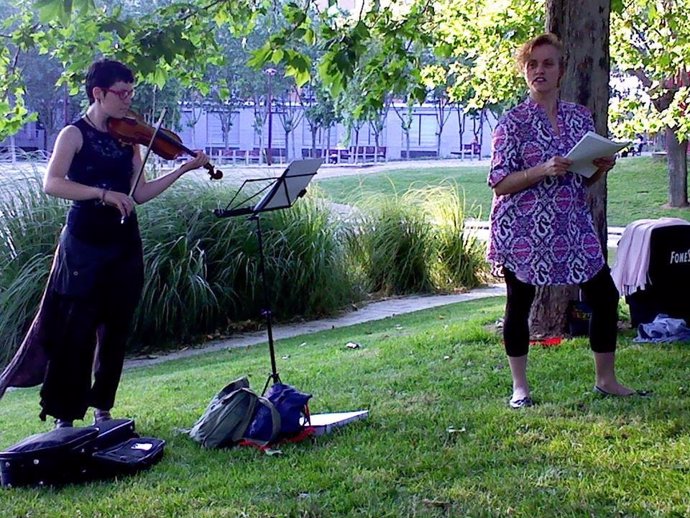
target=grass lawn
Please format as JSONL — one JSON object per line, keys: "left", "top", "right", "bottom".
{"left": 2, "top": 297, "right": 690, "bottom": 517}
{"left": 315, "top": 156, "right": 690, "bottom": 227}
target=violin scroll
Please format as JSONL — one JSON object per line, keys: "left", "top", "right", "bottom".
{"left": 208, "top": 166, "right": 223, "bottom": 180}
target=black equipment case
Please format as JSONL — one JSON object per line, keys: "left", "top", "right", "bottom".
{"left": 90, "top": 437, "right": 166, "bottom": 477}
{"left": 0, "top": 426, "right": 98, "bottom": 487}
{"left": 92, "top": 418, "right": 138, "bottom": 450}
{"left": 1, "top": 418, "right": 165, "bottom": 487}
{"left": 626, "top": 225, "right": 690, "bottom": 326}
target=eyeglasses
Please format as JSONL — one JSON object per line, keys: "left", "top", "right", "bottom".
{"left": 105, "top": 88, "right": 135, "bottom": 101}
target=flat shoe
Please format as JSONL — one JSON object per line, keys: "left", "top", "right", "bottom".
{"left": 509, "top": 396, "right": 534, "bottom": 409}
{"left": 93, "top": 409, "right": 113, "bottom": 424}
{"left": 593, "top": 386, "right": 651, "bottom": 397}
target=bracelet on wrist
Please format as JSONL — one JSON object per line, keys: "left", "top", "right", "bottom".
{"left": 100, "top": 188, "right": 108, "bottom": 205}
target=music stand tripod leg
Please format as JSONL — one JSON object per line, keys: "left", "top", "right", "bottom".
{"left": 252, "top": 215, "right": 282, "bottom": 395}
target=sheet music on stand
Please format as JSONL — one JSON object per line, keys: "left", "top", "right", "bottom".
{"left": 214, "top": 158, "right": 323, "bottom": 218}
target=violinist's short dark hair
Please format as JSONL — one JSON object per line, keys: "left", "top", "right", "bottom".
{"left": 85, "top": 58, "right": 134, "bottom": 103}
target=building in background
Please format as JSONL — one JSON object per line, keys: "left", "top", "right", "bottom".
{"left": 175, "top": 101, "right": 495, "bottom": 164}
{"left": 1, "top": 102, "right": 495, "bottom": 163}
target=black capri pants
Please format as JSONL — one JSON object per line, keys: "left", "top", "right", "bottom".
{"left": 503, "top": 266, "right": 619, "bottom": 357}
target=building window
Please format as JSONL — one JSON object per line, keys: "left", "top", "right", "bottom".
{"left": 410, "top": 114, "right": 437, "bottom": 147}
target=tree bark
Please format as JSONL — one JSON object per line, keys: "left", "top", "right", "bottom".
{"left": 531, "top": 0, "right": 611, "bottom": 337}
{"left": 665, "top": 127, "right": 689, "bottom": 207}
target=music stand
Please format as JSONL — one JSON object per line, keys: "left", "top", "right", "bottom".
{"left": 214, "top": 158, "right": 323, "bottom": 394}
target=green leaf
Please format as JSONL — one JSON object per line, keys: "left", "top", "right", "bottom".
{"left": 610, "top": 0, "right": 625, "bottom": 15}
{"left": 271, "top": 49, "right": 284, "bottom": 64}
{"left": 35, "top": 0, "right": 69, "bottom": 25}
{"left": 248, "top": 44, "right": 273, "bottom": 70}
{"left": 304, "top": 28, "right": 315, "bottom": 46}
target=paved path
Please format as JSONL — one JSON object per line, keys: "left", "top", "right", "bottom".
{"left": 124, "top": 284, "right": 506, "bottom": 370}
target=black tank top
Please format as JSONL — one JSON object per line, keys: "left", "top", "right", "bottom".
{"left": 66, "top": 118, "right": 139, "bottom": 244}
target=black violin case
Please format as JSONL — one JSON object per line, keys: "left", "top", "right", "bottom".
{"left": 1, "top": 418, "right": 164, "bottom": 487}
{"left": 0, "top": 426, "right": 98, "bottom": 487}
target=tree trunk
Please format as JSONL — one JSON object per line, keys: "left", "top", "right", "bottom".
{"left": 311, "top": 127, "right": 317, "bottom": 157}
{"left": 666, "top": 127, "right": 689, "bottom": 207}
{"left": 532, "top": 0, "right": 611, "bottom": 337}
{"left": 457, "top": 108, "right": 464, "bottom": 152}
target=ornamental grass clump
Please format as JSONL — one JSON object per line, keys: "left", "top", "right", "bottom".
{"left": 0, "top": 170, "right": 66, "bottom": 366}
{"left": 411, "top": 182, "right": 488, "bottom": 291}
{"left": 353, "top": 183, "right": 486, "bottom": 296}
{"left": 133, "top": 179, "right": 360, "bottom": 350}
{"left": 355, "top": 195, "right": 435, "bottom": 295}
{"left": 135, "top": 183, "right": 222, "bottom": 346}
{"left": 258, "top": 194, "right": 363, "bottom": 318}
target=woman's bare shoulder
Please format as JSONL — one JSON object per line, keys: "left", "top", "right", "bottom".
{"left": 55, "top": 124, "right": 84, "bottom": 150}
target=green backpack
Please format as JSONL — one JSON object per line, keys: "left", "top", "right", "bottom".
{"left": 188, "top": 377, "right": 281, "bottom": 449}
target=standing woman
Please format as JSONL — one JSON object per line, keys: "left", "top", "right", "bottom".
{"left": 0, "top": 58, "right": 209, "bottom": 427}
{"left": 487, "top": 33, "right": 638, "bottom": 408}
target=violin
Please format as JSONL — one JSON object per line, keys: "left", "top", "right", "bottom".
{"left": 107, "top": 111, "right": 223, "bottom": 180}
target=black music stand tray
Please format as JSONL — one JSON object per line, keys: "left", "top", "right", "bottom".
{"left": 214, "top": 158, "right": 323, "bottom": 394}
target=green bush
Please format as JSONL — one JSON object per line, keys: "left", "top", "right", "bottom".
{"left": 352, "top": 182, "right": 487, "bottom": 296}
{"left": 0, "top": 171, "right": 65, "bottom": 366}
{"left": 414, "top": 183, "right": 488, "bottom": 291}
{"left": 134, "top": 180, "right": 361, "bottom": 349}
{"left": 0, "top": 171, "right": 488, "bottom": 367}
{"left": 355, "top": 196, "right": 435, "bottom": 295}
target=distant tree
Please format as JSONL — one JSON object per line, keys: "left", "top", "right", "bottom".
{"left": 366, "top": 96, "right": 391, "bottom": 162}
{"left": 424, "top": 78, "right": 453, "bottom": 158}
{"left": 179, "top": 88, "right": 207, "bottom": 150}
{"left": 20, "top": 50, "right": 75, "bottom": 149}
{"left": 276, "top": 85, "right": 305, "bottom": 162}
{"left": 611, "top": 0, "right": 690, "bottom": 207}
{"left": 392, "top": 96, "right": 415, "bottom": 159}
{"left": 298, "top": 81, "right": 337, "bottom": 158}
{"left": 134, "top": 81, "right": 183, "bottom": 130}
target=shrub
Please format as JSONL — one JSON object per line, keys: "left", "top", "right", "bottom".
{"left": 355, "top": 196, "right": 435, "bottom": 295}
{"left": 0, "top": 171, "right": 488, "bottom": 367}
{"left": 352, "top": 182, "right": 487, "bottom": 296}
{"left": 411, "top": 183, "right": 488, "bottom": 291}
{"left": 0, "top": 170, "right": 65, "bottom": 365}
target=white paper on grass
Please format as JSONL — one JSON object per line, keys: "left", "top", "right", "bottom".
{"left": 565, "top": 131, "right": 630, "bottom": 178}
{"left": 300, "top": 410, "right": 369, "bottom": 436}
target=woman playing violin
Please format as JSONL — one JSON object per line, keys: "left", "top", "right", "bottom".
{"left": 0, "top": 58, "right": 209, "bottom": 428}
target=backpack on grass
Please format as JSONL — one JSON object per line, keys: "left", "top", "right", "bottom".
{"left": 245, "top": 382, "right": 312, "bottom": 440}
{"left": 187, "top": 376, "right": 281, "bottom": 448}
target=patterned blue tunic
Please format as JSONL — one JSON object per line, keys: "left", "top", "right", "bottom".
{"left": 487, "top": 97, "right": 605, "bottom": 286}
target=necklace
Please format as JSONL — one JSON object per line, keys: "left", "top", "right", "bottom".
{"left": 84, "top": 112, "right": 105, "bottom": 132}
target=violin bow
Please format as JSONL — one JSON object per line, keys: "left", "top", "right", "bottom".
{"left": 129, "top": 107, "right": 167, "bottom": 197}
{"left": 121, "top": 108, "right": 167, "bottom": 224}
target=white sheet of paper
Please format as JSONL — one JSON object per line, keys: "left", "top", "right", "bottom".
{"left": 301, "top": 410, "right": 369, "bottom": 435}
{"left": 565, "top": 131, "right": 630, "bottom": 178}
{"left": 254, "top": 158, "right": 323, "bottom": 212}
